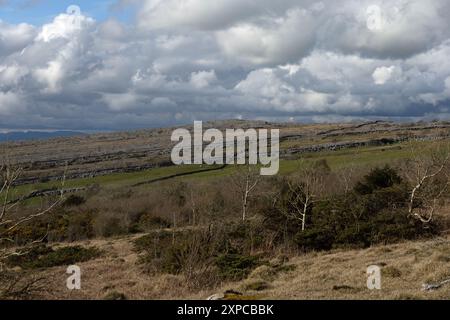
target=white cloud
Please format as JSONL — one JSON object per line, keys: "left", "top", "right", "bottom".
{"left": 137, "top": 0, "right": 307, "bottom": 30}
{"left": 190, "top": 70, "right": 217, "bottom": 88}
{"left": 34, "top": 60, "right": 64, "bottom": 93}
{"left": 0, "top": 21, "right": 35, "bottom": 56}
{"left": 2, "top": 1, "right": 450, "bottom": 129}
{"left": 0, "top": 64, "right": 28, "bottom": 86}
{"left": 103, "top": 92, "right": 138, "bottom": 111}
{"left": 217, "top": 8, "right": 317, "bottom": 65}
{"left": 36, "top": 13, "right": 94, "bottom": 42}
{"left": 372, "top": 66, "right": 396, "bottom": 85}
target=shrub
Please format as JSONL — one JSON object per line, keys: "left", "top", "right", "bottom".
{"left": 135, "top": 230, "right": 219, "bottom": 275}
{"left": 215, "top": 252, "right": 260, "bottom": 281}
{"left": 6, "top": 245, "right": 101, "bottom": 269}
{"left": 134, "top": 223, "right": 263, "bottom": 288}
{"left": 266, "top": 166, "right": 440, "bottom": 251}
{"left": 66, "top": 211, "right": 95, "bottom": 241}
{"left": 63, "top": 195, "right": 86, "bottom": 207}
{"left": 138, "top": 214, "right": 172, "bottom": 231}
{"left": 3, "top": 209, "right": 96, "bottom": 245}
{"left": 93, "top": 215, "right": 127, "bottom": 237}
{"left": 354, "top": 165, "right": 402, "bottom": 195}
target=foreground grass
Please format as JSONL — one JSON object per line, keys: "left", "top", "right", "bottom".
{"left": 15, "top": 234, "right": 450, "bottom": 300}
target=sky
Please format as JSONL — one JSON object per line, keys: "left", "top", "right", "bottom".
{"left": 1, "top": 0, "right": 450, "bottom": 130}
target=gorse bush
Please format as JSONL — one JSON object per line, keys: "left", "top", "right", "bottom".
{"left": 215, "top": 252, "right": 260, "bottom": 281}
{"left": 354, "top": 165, "right": 402, "bottom": 195}
{"left": 265, "top": 166, "right": 440, "bottom": 251}
{"left": 6, "top": 245, "right": 101, "bottom": 269}
{"left": 63, "top": 195, "right": 86, "bottom": 207}
{"left": 4, "top": 210, "right": 96, "bottom": 245}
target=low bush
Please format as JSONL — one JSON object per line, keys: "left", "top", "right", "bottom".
{"left": 63, "top": 195, "right": 86, "bottom": 207}
{"left": 134, "top": 223, "right": 263, "bottom": 287}
{"left": 2, "top": 208, "right": 98, "bottom": 245}
{"left": 93, "top": 215, "right": 128, "bottom": 238}
{"left": 6, "top": 245, "right": 101, "bottom": 269}
{"left": 215, "top": 252, "right": 260, "bottom": 281}
{"left": 354, "top": 165, "right": 402, "bottom": 195}
{"left": 137, "top": 214, "right": 172, "bottom": 231}
{"left": 265, "top": 166, "right": 441, "bottom": 251}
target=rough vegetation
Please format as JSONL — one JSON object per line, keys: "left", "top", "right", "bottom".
{"left": 1, "top": 121, "right": 450, "bottom": 300}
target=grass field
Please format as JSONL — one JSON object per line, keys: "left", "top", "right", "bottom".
{"left": 6, "top": 141, "right": 424, "bottom": 201}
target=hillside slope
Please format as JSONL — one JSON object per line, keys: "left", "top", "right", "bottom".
{"left": 18, "top": 233, "right": 450, "bottom": 300}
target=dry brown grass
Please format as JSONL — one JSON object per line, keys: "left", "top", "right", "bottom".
{"left": 14, "top": 234, "right": 450, "bottom": 300}
{"left": 253, "top": 238, "right": 450, "bottom": 300}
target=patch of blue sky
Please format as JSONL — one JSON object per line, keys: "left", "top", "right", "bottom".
{"left": 0, "top": 0, "right": 135, "bottom": 25}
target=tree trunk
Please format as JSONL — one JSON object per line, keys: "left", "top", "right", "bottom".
{"left": 301, "top": 198, "right": 309, "bottom": 231}
{"left": 242, "top": 192, "right": 248, "bottom": 221}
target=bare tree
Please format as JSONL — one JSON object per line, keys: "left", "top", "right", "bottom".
{"left": 230, "top": 164, "right": 260, "bottom": 221}
{"left": 337, "top": 163, "right": 358, "bottom": 194}
{"left": 278, "top": 161, "right": 325, "bottom": 232}
{"left": 403, "top": 141, "right": 450, "bottom": 223}
{"left": 0, "top": 157, "right": 66, "bottom": 268}
{"left": 187, "top": 188, "right": 195, "bottom": 226}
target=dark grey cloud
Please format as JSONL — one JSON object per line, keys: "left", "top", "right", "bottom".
{"left": 1, "top": 0, "right": 450, "bottom": 130}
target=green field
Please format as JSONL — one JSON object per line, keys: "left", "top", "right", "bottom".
{"left": 5, "top": 141, "right": 431, "bottom": 201}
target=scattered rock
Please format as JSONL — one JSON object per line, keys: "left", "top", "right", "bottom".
{"left": 224, "top": 289, "right": 242, "bottom": 296}
{"left": 206, "top": 293, "right": 225, "bottom": 300}
{"left": 422, "top": 279, "right": 450, "bottom": 291}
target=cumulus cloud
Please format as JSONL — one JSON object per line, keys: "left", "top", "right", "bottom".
{"left": 190, "top": 70, "right": 217, "bottom": 89}
{"left": 0, "top": 20, "right": 35, "bottom": 57}
{"left": 217, "top": 8, "right": 317, "bottom": 65}
{"left": 372, "top": 66, "right": 396, "bottom": 85}
{"left": 36, "top": 13, "right": 94, "bottom": 42}
{"left": 136, "top": 0, "right": 310, "bottom": 31}
{"left": 2, "top": 0, "right": 450, "bottom": 130}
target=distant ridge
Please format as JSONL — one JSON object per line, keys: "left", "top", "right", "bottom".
{"left": 0, "top": 131, "right": 86, "bottom": 143}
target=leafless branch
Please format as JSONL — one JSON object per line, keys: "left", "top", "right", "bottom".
{"left": 0, "top": 157, "right": 66, "bottom": 268}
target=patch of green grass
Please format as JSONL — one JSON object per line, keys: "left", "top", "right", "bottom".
{"left": 7, "top": 164, "right": 224, "bottom": 200}
{"left": 6, "top": 140, "right": 435, "bottom": 201}
{"left": 279, "top": 145, "right": 411, "bottom": 175}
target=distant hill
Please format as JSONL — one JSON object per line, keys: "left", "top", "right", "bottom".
{"left": 0, "top": 131, "right": 86, "bottom": 143}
